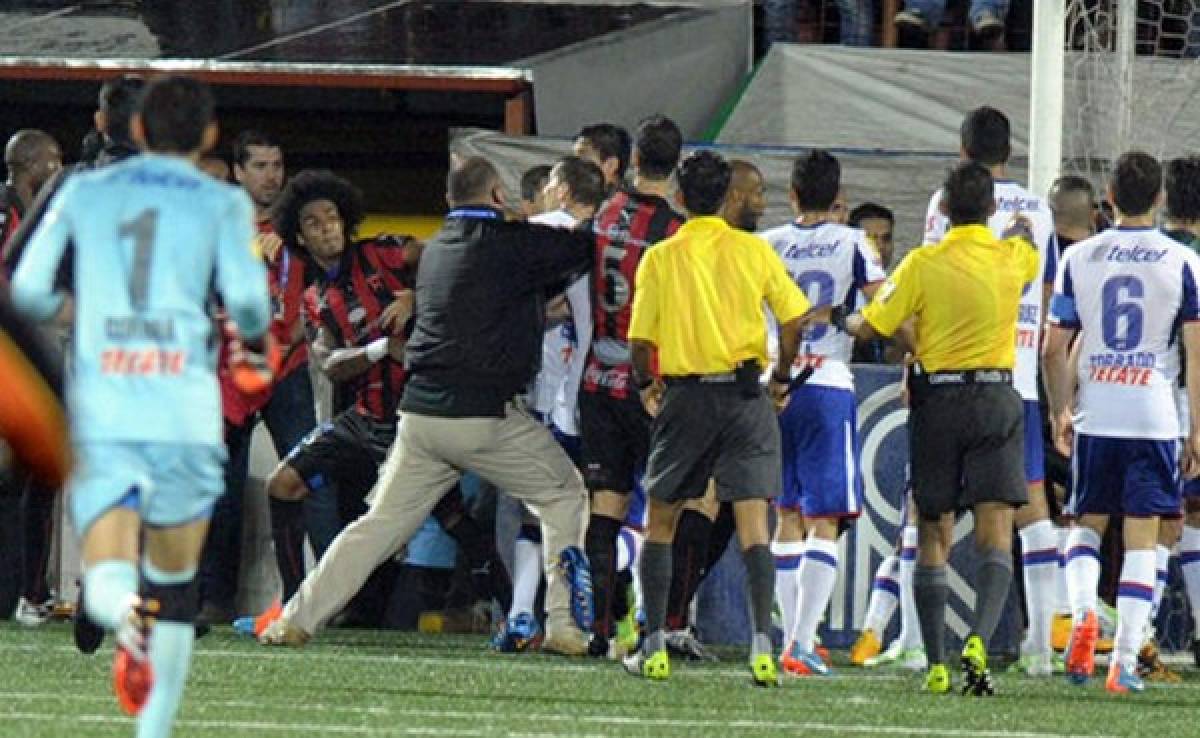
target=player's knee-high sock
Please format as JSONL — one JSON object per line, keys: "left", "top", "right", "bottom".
{"left": 973, "top": 547, "right": 1013, "bottom": 647}
{"left": 1018, "top": 520, "right": 1059, "bottom": 656}
{"left": 584, "top": 514, "right": 622, "bottom": 640}
{"left": 433, "top": 486, "right": 513, "bottom": 613}
{"left": 138, "top": 563, "right": 198, "bottom": 738}
{"left": 913, "top": 564, "right": 947, "bottom": 665}
{"left": 269, "top": 497, "right": 306, "bottom": 602}
{"left": 770, "top": 541, "right": 804, "bottom": 645}
{"left": 1055, "top": 526, "right": 1071, "bottom": 614}
{"left": 1114, "top": 549, "right": 1156, "bottom": 671}
{"left": 1065, "top": 527, "right": 1102, "bottom": 619}
{"left": 615, "top": 528, "right": 644, "bottom": 617}
{"left": 863, "top": 554, "right": 900, "bottom": 635}
{"left": 639, "top": 541, "right": 672, "bottom": 654}
{"left": 898, "top": 526, "right": 922, "bottom": 649}
{"left": 1149, "top": 544, "right": 1171, "bottom": 635}
{"left": 82, "top": 560, "right": 139, "bottom": 630}
{"left": 742, "top": 544, "right": 776, "bottom": 656}
{"left": 1181, "top": 526, "right": 1200, "bottom": 634}
{"left": 509, "top": 523, "right": 543, "bottom": 619}
{"left": 791, "top": 537, "right": 838, "bottom": 654}
{"left": 665, "top": 509, "right": 712, "bottom": 631}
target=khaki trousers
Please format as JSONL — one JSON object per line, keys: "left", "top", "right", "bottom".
{"left": 283, "top": 401, "right": 589, "bottom": 634}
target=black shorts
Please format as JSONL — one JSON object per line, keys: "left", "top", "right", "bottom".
{"left": 285, "top": 409, "right": 396, "bottom": 498}
{"left": 909, "top": 381, "right": 1027, "bottom": 519}
{"left": 578, "top": 391, "right": 651, "bottom": 493}
{"left": 643, "top": 381, "right": 780, "bottom": 504}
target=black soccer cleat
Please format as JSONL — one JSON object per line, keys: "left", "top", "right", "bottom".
{"left": 73, "top": 584, "right": 105, "bottom": 655}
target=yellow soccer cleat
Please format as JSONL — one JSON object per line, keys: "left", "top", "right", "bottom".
{"left": 752, "top": 652, "right": 780, "bottom": 687}
{"left": 623, "top": 649, "right": 670, "bottom": 681}
{"left": 850, "top": 629, "right": 883, "bottom": 666}
{"left": 925, "top": 663, "right": 950, "bottom": 694}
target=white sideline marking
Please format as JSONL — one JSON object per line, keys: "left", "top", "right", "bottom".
{"left": 0, "top": 642, "right": 911, "bottom": 683}
{"left": 0, "top": 694, "right": 1117, "bottom": 738}
{"left": 3, "top": 712, "right": 479, "bottom": 735}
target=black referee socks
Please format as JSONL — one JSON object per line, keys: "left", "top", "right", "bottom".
{"left": 914, "top": 564, "right": 948, "bottom": 665}
{"left": 974, "top": 547, "right": 1014, "bottom": 646}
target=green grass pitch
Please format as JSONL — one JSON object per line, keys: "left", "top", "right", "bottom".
{"left": 0, "top": 623, "right": 1197, "bottom": 737}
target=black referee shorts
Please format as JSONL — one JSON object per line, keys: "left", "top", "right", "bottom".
{"left": 643, "top": 381, "right": 781, "bottom": 504}
{"left": 578, "top": 390, "right": 652, "bottom": 493}
{"left": 285, "top": 409, "right": 396, "bottom": 498}
{"left": 909, "top": 381, "right": 1027, "bottom": 519}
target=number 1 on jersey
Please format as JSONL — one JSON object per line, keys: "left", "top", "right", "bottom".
{"left": 120, "top": 209, "right": 159, "bottom": 311}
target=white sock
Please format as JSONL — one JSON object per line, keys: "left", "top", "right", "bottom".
{"left": 616, "top": 527, "right": 643, "bottom": 573}
{"left": 1065, "top": 527, "right": 1102, "bottom": 620}
{"left": 1115, "top": 549, "right": 1156, "bottom": 671}
{"left": 772, "top": 541, "right": 804, "bottom": 646}
{"left": 1150, "top": 544, "right": 1171, "bottom": 626}
{"left": 618, "top": 527, "right": 645, "bottom": 614}
{"left": 898, "top": 525, "right": 922, "bottom": 649}
{"left": 82, "top": 560, "right": 139, "bottom": 631}
{"left": 1054, "top": 526, "right": 1071, "bottom": 614}
{"left": 791, "top": 536, "right": 839, "bottom": 654}
{"left": 509, "top": 534, "right": 543, "bottom": 620}
{"left": 1018, "top": 520, "right": 1059, "bottom": 657}
{"left": 1181, "top": 526, "right": 1200, "bottom": 638}
{"left": 863, "top": 554, "right": 900, "bottom": 634}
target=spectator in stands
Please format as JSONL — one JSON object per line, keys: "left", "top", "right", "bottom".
{"left": 835, "top": 1, "right": 876, "bottom": 46}
{"left": 895, "top": 0, "right": 1007, "bottom": 43}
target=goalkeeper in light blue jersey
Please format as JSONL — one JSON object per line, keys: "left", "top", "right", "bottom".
{"left": 11, "top": 75, "right": 270, "bottom": 738}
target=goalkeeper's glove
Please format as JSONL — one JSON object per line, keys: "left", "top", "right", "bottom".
{"left": 225, "top": 321, "right": 281, "bottom": 394}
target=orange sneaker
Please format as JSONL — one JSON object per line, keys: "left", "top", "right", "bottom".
{"left": 254, "top": 600, "right": 283, "bottom": 637}
{"left": 113, "top": 599, "right": 158, "bottom": 716}
{"left": 1065, "top": 610, "right": 1099, "bottom": 685}
{"left": 815, "top": 644, "right": 831, "bottom": 667}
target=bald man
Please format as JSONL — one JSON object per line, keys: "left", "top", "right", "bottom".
{"left": 1, "top": 130, "right": 61, "bottom": 252}
{"left": 721, "top": 159, "right": 767, "bottom": 233}
{"left": 1048, "top": 176, "right": 1095, "bottom": 257}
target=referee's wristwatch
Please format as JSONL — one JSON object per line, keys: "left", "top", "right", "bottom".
{"left": 830, "top": 305, "right": 850, "bottom": 333}
{"left": 769, "top": 370, "right": 791, "bottom": 385}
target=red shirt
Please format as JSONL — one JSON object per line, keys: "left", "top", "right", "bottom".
{"left": 218, "top": 220, "right": 310, "bottom": 425}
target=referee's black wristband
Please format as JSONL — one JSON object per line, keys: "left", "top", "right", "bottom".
{"left": 770, "top": 371, "right": 791, "bottom": 385}
{"left": 635, "top": 375, "right": 654, "bottom": 390}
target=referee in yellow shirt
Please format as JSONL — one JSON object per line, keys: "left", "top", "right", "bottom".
{"left": 623, "top": 151, "right": 813, "bottom": 686}
{"left": 835, "top": 161, "right": 1039, "bottom": 696}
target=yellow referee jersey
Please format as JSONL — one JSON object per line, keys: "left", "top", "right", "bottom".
{"left": 628, "top": 216, "right": 811, "bottom": 376}
{"left": 862, "top": 224, "right": 1038, "bottom": 372}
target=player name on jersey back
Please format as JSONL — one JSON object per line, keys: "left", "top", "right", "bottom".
{"left": 759, "top": 221, "right": 884, "bottom": 390}
{"left": 1051, "top": 227, "right": 1200, "bottom": 440}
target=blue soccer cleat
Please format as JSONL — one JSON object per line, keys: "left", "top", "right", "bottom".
{"left": 557, "top": 546, "right": 594, "bottom": 632}
{"left": 491, "top": 612, "right": 544, "bottom": 653}
{"left": 1106, "top": 662, "right": 1145, "bottom": 694}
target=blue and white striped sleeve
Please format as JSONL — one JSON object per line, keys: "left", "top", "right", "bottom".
{"left": 1048, "top": 255, "right": 1080, "bottom": 329}
{"left": 1182, "top": 257, "right": 1200, "bottom": 323}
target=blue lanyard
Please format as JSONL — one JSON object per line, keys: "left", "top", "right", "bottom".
{"left": 278, "top": 247, "right": 290, "bottom": 291}
{"left": 447, "top": 208, "right": 501, "bottom": 220}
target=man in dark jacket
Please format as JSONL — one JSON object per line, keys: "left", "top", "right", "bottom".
{"left": 261, "top": 156, "right": 596, "bottom": 655}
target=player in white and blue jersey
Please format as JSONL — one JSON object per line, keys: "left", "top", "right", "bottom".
{"left": 496, "top": 156, "right": 611, "bottom": 653}
{"left": 1044, "top": 152, "right": 1200, "bottom": 695}
{"left": 923, "top": 106, "right": 1062, "bottom": 676}
{"left": 11, "top": 76, "right": 270, "bottom": 736}
{"left": 759, "top": 150, "right": 885, "bottom": 676}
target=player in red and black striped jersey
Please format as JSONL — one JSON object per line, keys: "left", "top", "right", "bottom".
{"left": 252, "top": 170, "right": 509, "bottom": 633}
{"left": 576, "top": 116, "right": 684, "bottom": 656}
